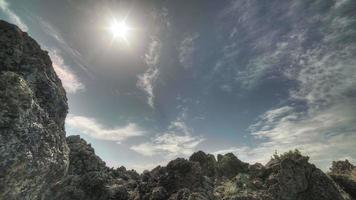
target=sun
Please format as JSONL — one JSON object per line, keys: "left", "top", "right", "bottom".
{"left": 109, "top": 19, "right": 131, "bottom": 42}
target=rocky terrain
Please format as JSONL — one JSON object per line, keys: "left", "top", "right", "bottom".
{"left": 1, "top": 20, "right": 356, "bottom": 200}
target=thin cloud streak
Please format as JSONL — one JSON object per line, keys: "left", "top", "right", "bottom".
{"left": 178, "top": 33, "right": 199, "bottom": 69}
{"left": 0, "top": 0, "right": 28, "bottom": 31}
{"left": 137, "top": 39, "right": 161, "bottom": 108}
{"left": 36, "top": 16, "right": 93, "bottom": 78}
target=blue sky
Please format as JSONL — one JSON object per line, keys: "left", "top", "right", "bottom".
{"left": 1, "top": 0, "right": 356, "bottom": 171}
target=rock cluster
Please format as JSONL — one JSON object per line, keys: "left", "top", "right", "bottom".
{"left": 44, "top": 135, "right": 139, "bottom": 200}
{"left": 1, "top": 20, "right": 356, "bottom": 200}
{"left": 48, "top": 143, "right": 354, "bottom": 200}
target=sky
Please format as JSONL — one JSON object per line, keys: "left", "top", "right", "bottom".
{"left": 1, "top": 0, "right": 356, "bottom": 172}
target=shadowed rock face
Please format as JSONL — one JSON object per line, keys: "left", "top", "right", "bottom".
{"left": 66, "top": 135, "right": 108, "bottom": 175}
{"left": 44, "top": 135, "right": 138, "bottom": 200}
{"left": 0, "top": 20, "right": 69, "bottom": 199}
{"left": 1, "top": 20, "right": 355, "bottom": 200}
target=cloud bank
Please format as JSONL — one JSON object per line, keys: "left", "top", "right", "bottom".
{"left": 131, "top": 119, "right": 204, "bottom": 158}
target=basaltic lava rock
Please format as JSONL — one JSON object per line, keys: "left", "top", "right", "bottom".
{"left": 1, "top": 20, "right": 355, "bottom": 200}
{"left": 329, "top": 160, "right": 356, "bottom": 199}
{"left": 0, "top": 20, "right": 69, "bottom": 199}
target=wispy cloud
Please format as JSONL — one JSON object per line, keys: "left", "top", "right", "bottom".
{"left": 131, "top": 118, "right": 204, "bottom": 158}
{"left": 0, "top": 0, "right": 28, "bottom": 31}
{"left": 218, "top": 101, "right": 356, "bottom": 170}
{"left": 219, "top": 47, "right": 356, "bottom": 171}
{"left": 66, "top": 115, "right": 144, "bottom": 142}
{"left": 289, "top": 47, "right": 356, "bottom": 110}
{"left": 36, "top": 17, "right": 92, "bottom": 77}
{"left": 178, "top": 33, "right": 199, "bottom": 69}
{"left": 49, "top": 50, "right": 85, "bottom": 93}
{"left": 137, "top": 39, "right": 161, "bottom": 108}
{"left": 217, "top": 55, "right": 356, "bottom": 170}
{"left": 214, "top": 1, "right": 356, "bottom": 170}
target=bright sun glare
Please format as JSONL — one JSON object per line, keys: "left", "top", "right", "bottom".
{"left": 109, "top": 19, "right": 131, "bottom": 42}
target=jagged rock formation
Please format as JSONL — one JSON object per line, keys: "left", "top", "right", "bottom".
{"left": 44, "top": 135, "right": 140, "bottom": 200}
{"left": 0, "top": 20, "right": 69, "bottom": 199}
{"left": 1, "top": 20, "right": 355, "bottom": 200}
{"left": 49, "top": 141, "right": 354, "bottom": 200}
{"left": 329, "top": 160, "right": 356, "bottom": 199}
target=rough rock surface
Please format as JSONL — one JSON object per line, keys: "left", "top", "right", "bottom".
{"left": 0, "top": 20, "right": 69, "bottom": 199}
{"left": 189, "top": 151, "right": 217, "bottom": 177}
{"left": 329, "top": 160, "right": 356, "bottom": 199}
{"left": 1, "top": 20, "right": 356, "bottom": 200}
{"left": 216, "top": 153, "right": 249, "bottom": 179}
{"left": 47, "top": 141, "right": 354, "bottom": 200}
{"left": 44, "top": 135, "right": 139, "bottom": 200}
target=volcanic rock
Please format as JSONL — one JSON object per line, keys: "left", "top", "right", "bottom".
{"left": 329, "top": 160, "right": 356, "bottom": 199}
{"left": 0, "top": 20, "right": 69, "bottom": 199}
{"left": 189, "top": 151, "right": 217, "bottom": 177}
{"left": 216, "top": 153, "right": 249, "bottom": 179}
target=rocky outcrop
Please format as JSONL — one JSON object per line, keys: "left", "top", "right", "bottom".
{"left": 329, "top": 160, "right": 356, "bottom": 199}
{"left": 216, "top": 153, "right": 249, "bottom": 179}
{"left": 213, "top": 150, "right": 352, "bottom": 200}
{"left": 1, "top": 20, "right": 355, "bottom": 200}
{"left": 0, "top": 20, "right": 69, "bottom": 199}
{"left": 66, "top": 135, "right": 108, "bottom": 175}
{"left": 189, "top": 151, "right": 217, "bottom": 177}
{"left": 133, "top": 157, "right": 215, "bottom": 200}
{"left": 130, "top": 150, "right": 352, "bottom": 200}
{"left": 44, "top": 135, "right": 139, "bottom": 200}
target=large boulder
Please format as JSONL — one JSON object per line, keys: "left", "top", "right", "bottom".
{"left": 66, "top": 135, "right": 108, "bottom": 175}
{"left": 216, "top": 153, "right": 249, "bottom": 179}
{"left": 134, "top": 157, "right": 215, "bottom": 200}
{"left": 189, "top": 151, "right": 217, "bottom": 177}
{"left": 0, "top": 20, "right": 69, "bottom": 199}
{"left": 264, "top": 150, "right": 350, "bottom": 200}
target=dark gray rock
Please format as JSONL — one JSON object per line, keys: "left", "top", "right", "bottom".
{"left": 329, "top": 160, "right": 356, "bottom": 199}
{"left": 265, "top": 151, "right": 350, "bottom": 200}
{"left": 216, "top": 153, "right": 249, "bottom": 179}
{"left": 0, "top": 20, "right": 69, "bottom": 199}
{"left": 150, "top": 186, "right": 168, "bottom": 200}
{"left": 168, "top": 188, "right": 191, "bottom": 200}
{"left": 66, "top": 135, "right": 108, "bottom": 175}
{"left": 44, "top": 135, "right": 139, "bottom": 200}
{"left": 189, "top": 151, "right": 217, "bottom": 177}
